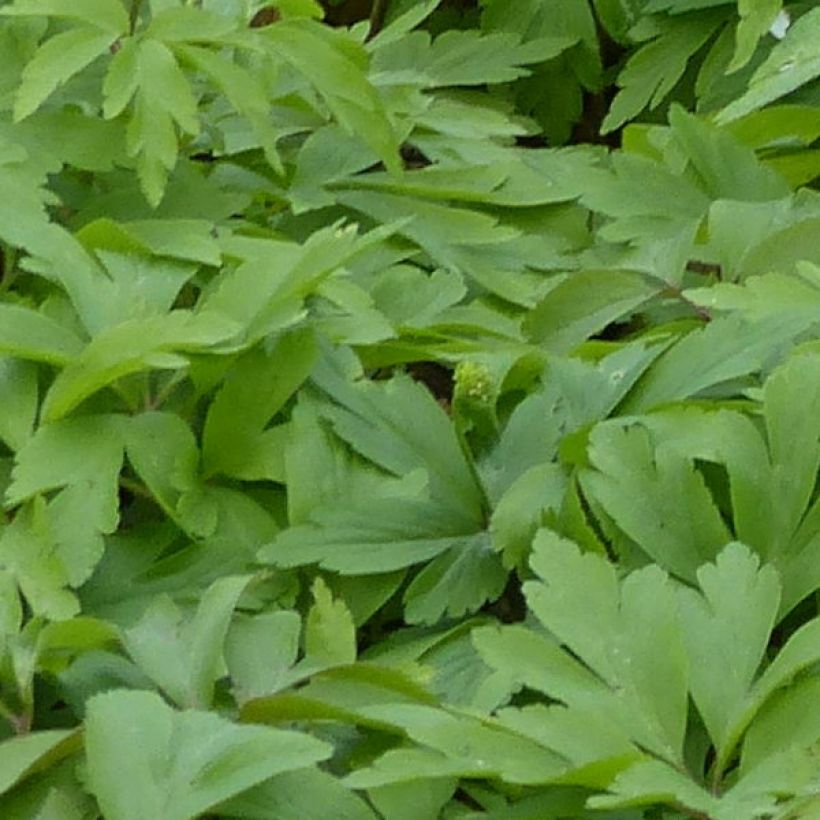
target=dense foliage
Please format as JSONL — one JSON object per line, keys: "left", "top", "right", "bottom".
{"left": 0, "top": 0, "right": 819, "bottom": 817}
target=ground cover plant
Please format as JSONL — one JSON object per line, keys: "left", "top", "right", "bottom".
{"left": 0, "top": 0, "right": 818, "bottom": 816}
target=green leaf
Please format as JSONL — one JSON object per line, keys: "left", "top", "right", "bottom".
{"left": 174, "top": 43, "right": 282, "bottom": 171}
{"left": 620, "top": 314, "right": 805, "bottom": 412}
{"left": 0, "top": 0, "right": 128, "bottom": 34}
{"left": 523, "top": 269, "right": 660, "bottom": 351}
{"left": 489, "top": 463, "right": 567, "bottom": 569}
{"left": 264, "top": 495, "right": 479, "bottom": 574}
{"left": 116, "top": 38, "right": 201, "bottom": 205}
{"left": 718, "top": 7, "right": 820, "bottom": 123}
{"left": 225, "top": 610, "right": 302, "bottom": 702}
{"left": 368, "top": 778, "right": 456, "bottom": 820}
{"left": 218, "top": 768, "right": 378, "bottom": 820}
{"left": 0, "top": 358, "right": 37, "bottom": 452}
{"left": 602, "top": 12, "right": 722, "bottom": 133}
{"left": 312, "top": 363, "right": 485, "bottom": 527}
{"left": 0, "top": 730, "right": 79, "bottom": 797}
{"left": 262, "top": 21, "right": 401, "bottom": 174}
{"left": 0, "top": 305, "right": 84, "bottom": 366}
{"left": 122, "top": 576, "right": 250, "bottom": 709}
{"left": 8, "top": 415, "right": 125, "bottom": 587}
{"left": 84, "top": 689, "right": 331, "bottom": 820}
{"left": 668, "top": 105, "right": 790, "bottom": 201}
{"left": 371, "top": 29, "right": 574, "bottom": 87}
{"left": 145, "top": 7, "right": 235, "bottom": 42}
{"left": 730, "top": 0, "right": 782, "bottom": 73}
{"left": 41, "top": 311, "right": 238, "bottom": 422}
{"left": 203, "top": 329, "right": 317, "bottom": 480}
{"left": 524, "top": 532, "right": 688, "bottom": 763}
{"left": 0, "top": 499, "right": 79, "bottom": 619}
{"left": 126, "top": 412, "right": 217, "bottom": 538}
{"left": 347, "top": 704, "right": 568, "bottom": 786}
{"left": 403, "top": 533, "right": 508, "bottom": 625}
{"left": 677, "top": 543, "right": 780, "bottom": 771}
{"left": 581, "top": 420, "right": 732, "bottom": 580}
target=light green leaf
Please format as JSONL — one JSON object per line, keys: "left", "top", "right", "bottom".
{"left": 368, "top": 778, "right": 456, "bottom": 820}
{"left": 588, "top": 759, "right": 721, "bottom": 816}
{"left": 523, "top": 269, "right": 660, "bottom": 351}
{"left": 371, "top": 29, "right": 574, "bottom": 87}
{"left": 14, "top": 26, "right": 114, "bottom": 121}
{"left": 120, "top": 38, "right": 201, "bottom": 205}
{"left": 304, "top": 577, "right": 356, "bottom": 667}
{"left": 264, "top": 496, "right": 476, "bottom": 574}
{"left": 489, "top": 463, "right": 567, "bottom": 569}
{"left": 174, "top": 44, "right": 281, "bottom": 171}
{"left": 668, "top": 105, "right": 790, "bottom": 201}
{"left": 145, "top": 7, "right": 235, "bottom": 42}
{"left": 620, "top": 314, "right": 805, "bottom": 412}
{"left": 0, "top": 500, "right": 79, "bottom": 620}
{"left": 730, "top": 0, "right": 782, "bottom": 73}
{"left": 0, "top": 730, "right": 79, "bottom": 797}
{"left": 0, "top": 305, "right": 84, "bottom": 366}
{"left": 41, "top": 311, "right": 238, "bottom": 422}
{"left": 85, "top": 689, "right": 331, "bottom": 820}
{"left": 312, "top": 364, "right": 485, "bottom": 527}
{"left": 718, "top": 7, "right": 820, "bottom": 123}
{"left": 262, "top": 21, "right": 400, "bottom": 174}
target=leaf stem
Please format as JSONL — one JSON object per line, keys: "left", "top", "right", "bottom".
{"left": 367, "top": 0, "right": 388, "bottom": 39}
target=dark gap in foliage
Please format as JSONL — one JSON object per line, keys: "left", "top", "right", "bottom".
{"left": 482, "top": 571, "right": 526, "bottom": 624}
{"left": 406, "top": 361, "right": 454, "bottom": 407}
{"left": 694, "top": 460, "right": 735, "bottom": 537}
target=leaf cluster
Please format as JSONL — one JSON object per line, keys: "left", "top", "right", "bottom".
{"left": 0, "top": 0, "right": 817, "bottom": 817}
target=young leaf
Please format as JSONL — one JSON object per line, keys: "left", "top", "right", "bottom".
{"left": 217, "top": 768, "right": 377, "bottom": 820}
{"left": 0, "top": 502, "right": 81, "bottom": 620}
{"left": 402, "top": 534, "right": 508, "bottom": 625}
{"left": 304, "top": 577, "right": 356, "bottom": 667}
